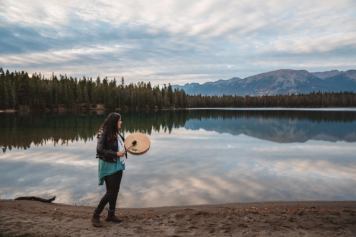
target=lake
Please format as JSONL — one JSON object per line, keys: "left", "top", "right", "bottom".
{"left": 1, "top": 109, "right": 356, "bottom": 208}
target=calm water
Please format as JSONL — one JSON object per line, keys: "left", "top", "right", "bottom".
{"left": 1, "top": 109, "right": 356, "bottom": 208}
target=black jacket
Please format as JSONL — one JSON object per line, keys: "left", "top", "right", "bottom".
{"left": 96, "top": 129, "right": 127, "bottom": 163}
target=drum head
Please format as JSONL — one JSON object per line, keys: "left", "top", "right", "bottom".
{"left": 124, "top": 132, "right": 150, "bottom": 155}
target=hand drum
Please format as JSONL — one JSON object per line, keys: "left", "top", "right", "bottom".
{"left": 124, "top": 133, "right": 150, "bottom": 155}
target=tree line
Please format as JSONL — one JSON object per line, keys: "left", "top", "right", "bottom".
{"left": 0, "top": 69, "right": 188, "bottom": 111}
{"left": 187, "top": 92, "right": 356, "bottom": 108}
{"left": 1, "top": 68, "right": 355, "bottom": 111}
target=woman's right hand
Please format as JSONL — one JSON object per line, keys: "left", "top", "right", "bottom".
{"left": 116, "top": 150, "right": 126, "bottom": 157}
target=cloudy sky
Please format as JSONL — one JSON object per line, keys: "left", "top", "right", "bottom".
{"left": 1, "top": 0, "right": 355, "bottom": 85}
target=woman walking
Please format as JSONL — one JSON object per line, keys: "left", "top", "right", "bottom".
{"left": 92, "top": 112, "right": 127, "bottom": 227}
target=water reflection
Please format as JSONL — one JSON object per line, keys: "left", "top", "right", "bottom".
{"left": 0, "top": 110, "right": 356, "bottom": 207}
{"left": 1, "top": 129, "right": 355, "bottom": 207}
{"left": 1, "top": 110, "right": 356, "bottom": 152}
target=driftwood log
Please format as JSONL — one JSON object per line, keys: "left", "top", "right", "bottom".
{"left": 15, "top": 196, "right": 56, "bottom": 203}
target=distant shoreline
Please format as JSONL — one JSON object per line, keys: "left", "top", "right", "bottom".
{"left": 186, "top": 107, "right": 356, "bottom": 111}
{"left": 1, "top": 200, "right": 355, "bottom": 236}
{"left": 2, "top": 107, "right": 356, "bottom": 114}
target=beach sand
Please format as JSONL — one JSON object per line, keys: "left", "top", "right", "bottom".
{"left": 0, "top": 200, "right": 355, "bottom": 236}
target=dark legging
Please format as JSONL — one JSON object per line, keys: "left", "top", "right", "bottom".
{"left": 95, "top": 170, "right": 123, "bottom": 215}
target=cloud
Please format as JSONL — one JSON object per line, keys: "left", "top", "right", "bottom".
{"left": 265, "top": 33, "right": 356, "bottom": 54}
{"left": 0, "top": 0, "right": 76, "bottom": 27}
{"left": 0, "top": 44, "right": 134, "bottom": 66}
{"left": 0, "top": 0, "right": 355, "bottom": 85}
{"left": 2, "top": 0, "right": 355, "bottom": 41}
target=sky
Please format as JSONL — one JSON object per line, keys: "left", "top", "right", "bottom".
{"left": 0, "top": 0, "right": 356, "bottom": 85}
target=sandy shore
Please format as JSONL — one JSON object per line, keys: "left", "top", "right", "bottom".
{"left": 0, "top": 200, "right": 355, "bottom": 237}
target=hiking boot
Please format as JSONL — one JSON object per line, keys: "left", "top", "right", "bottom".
{"left": 91, "top": 214, "right": 103, "bottom": 227}
{"left": 105, "top": 210, "right": 122, "bottom": 223}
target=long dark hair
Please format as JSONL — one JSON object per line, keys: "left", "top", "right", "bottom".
{"left": 98, "top": 112, "right": 121, "bottom": 141}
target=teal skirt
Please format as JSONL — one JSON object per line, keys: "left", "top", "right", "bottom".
{"left": 98, "top": 158, "right": 125, "bottom": 185}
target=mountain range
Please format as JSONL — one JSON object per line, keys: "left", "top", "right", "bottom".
{"left": 173, "top": 69, "right": 356, "bottom": 96}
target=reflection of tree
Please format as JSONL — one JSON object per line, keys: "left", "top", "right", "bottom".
{"left": 1, "top": 110, "right": 356, "bottom": 152}
{"left": 0, "top": 111, "right": 189, "bottom": 152}
{"left": 119, "top": 110, "right": 189, "bottom": 136}
{"left": 0, "top": 114, "right": 100, "bottom": 152}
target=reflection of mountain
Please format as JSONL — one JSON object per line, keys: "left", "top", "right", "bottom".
{"left": 1, "top": 110, "right": 356, "bottom": 151}
{"left": 185, "top": 117, "right": 356, "bottom": 143}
